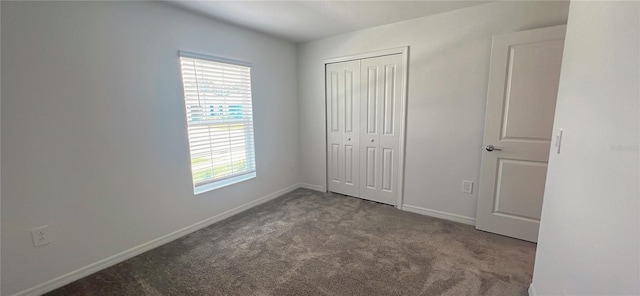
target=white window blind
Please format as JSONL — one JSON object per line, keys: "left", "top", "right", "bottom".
{"left": 179, "top": 53, "right": 256, "bottom": 193}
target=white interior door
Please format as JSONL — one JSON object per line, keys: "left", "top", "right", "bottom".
{"left": 359, "top": 54, "right": 403, "bottom": 205}
{"left": 476, "top": 25, "right": 566, "bottom": 242}
{"left": 326, "top": 60, "right": 361, "bottom": 197}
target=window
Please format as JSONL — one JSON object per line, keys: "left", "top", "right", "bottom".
{"left": 179, "top": 52, "right": 256, "bottom": 194}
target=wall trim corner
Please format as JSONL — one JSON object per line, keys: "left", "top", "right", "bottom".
{"left": 402, "top": 204, "right": 476, "bottom": 225}
{"left": 528, "top": 283, "right": 537, "bottom": 296}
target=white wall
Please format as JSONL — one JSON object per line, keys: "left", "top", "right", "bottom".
{"left": 1, "top": 2, "right": 299, "bottom": 295}
{"left": 531, "top": 2, "right": 640, "bottom": 295}
{"left": 297, "top": 1, "right": 569, "bottom": 220}
{"left": 0, "top": 2, "right": 3, "bottom": 294}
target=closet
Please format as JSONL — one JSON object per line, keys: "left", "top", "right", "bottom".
{"left": 326, "top": 53, "right": 405, "bottom": 206}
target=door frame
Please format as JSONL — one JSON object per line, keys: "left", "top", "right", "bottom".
{"left": 322, "top": 46, "right": 410, "bottom": 209}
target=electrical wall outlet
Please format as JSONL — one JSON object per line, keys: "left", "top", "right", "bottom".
{"left": 461, "top": 180, "right": 473, "bottom": 194}
{"left": 31, "top": 225, "right": 52, "bottom": 247}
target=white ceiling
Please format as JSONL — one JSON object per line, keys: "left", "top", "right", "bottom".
{"left": 165, "top": 1, "right": 490, "bottom": 43}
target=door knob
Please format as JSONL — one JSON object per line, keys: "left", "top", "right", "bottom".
{"left": 370, "top": 139, "right": 374, "bottom": 142}
{"left": 347, "top": 137, "right": 351, "bottom": 141}
{"left": 484, "top": 145, "right": 502, "bottom": 152}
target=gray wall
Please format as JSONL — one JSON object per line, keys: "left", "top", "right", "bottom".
{"left": 1, "top": 2, "right": 299, "bottom": 295}
{"left": 297, "top": 1, "right": 569, "bottom": 221}
{"left": 531, "top": 2, "right": 640, "bottom": 294}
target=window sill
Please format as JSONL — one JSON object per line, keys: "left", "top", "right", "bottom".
{"left": 193, "top": 172, "right": 257, "bottom": 195}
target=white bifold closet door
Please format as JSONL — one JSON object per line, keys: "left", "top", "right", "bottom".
{"left": 327, "top": 54, "right": 403, "bottom": 206}
{"left": 326, "top": 60, "right": 361, "bottom": 197}
{"left": 359, "top": 54, "right": 403, "bottom": 205}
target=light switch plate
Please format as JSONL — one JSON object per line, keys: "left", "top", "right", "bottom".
{"left": 554, "top": 129, "right": 563, "bottom": 154}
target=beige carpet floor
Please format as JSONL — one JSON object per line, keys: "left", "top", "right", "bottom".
{"left": 46, "top": 188, "right": 536, "bottom": 296}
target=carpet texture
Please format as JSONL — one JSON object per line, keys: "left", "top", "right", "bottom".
{"left": 46, "top": 189, "right": 536, "bottom": 296}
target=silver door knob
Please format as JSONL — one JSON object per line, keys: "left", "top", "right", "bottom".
{"left": 484, "top": 145, "right": 502, "bottom": 152}
{"left": 370, "top": 139, "right": 374, "bottom": 142}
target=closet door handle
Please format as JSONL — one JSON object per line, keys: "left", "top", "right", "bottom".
{"left": 369, "top": 139, "right": 374, "bottom": 142}
{"left": 347, "top": 137, "right": 351, "bottom": 141}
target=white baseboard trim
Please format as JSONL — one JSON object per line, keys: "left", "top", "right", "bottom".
{"left": 402, "top": 204, "right": 476, "bottom": 226}
{"left": 297, "top": 183, "right": 325, "bottom": 192}
{"left": 11, "top": 183, "right": 303, "bottom": 296}
{"left": 528, "top": 283, "right": 537, "bottom": 296}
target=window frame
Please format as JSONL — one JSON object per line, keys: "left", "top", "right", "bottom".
{"left": 178, "top": 51, "right": 257, "bottom": 195}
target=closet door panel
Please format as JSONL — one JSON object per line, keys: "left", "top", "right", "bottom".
{"left": 326, "top": 60, "right": 361, "bottom": 197}
{"left": 360, "top": 54, "right": 403, "bottom": 205}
